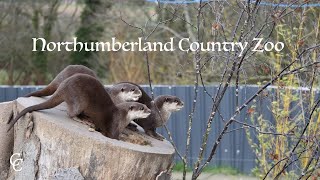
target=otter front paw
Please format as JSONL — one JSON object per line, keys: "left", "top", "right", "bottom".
{"left": 146, "top": 131, "right": 165, "bottom": 141}
{"left": 153, "top": 133, "right": 165, "bottom": 141}
{"left": 126, "top": 123, "right": 138, "bottom": 132}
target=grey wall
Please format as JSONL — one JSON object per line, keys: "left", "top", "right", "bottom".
{"left": 1, "top": 85, "right": 318, "bottom": 173}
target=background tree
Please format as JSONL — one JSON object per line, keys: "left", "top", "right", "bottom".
{"left": 32, "top": 0, "right": 61, "bottom": 84}
{"left": 70, "top": 0, "right": 111, "bottom": 70}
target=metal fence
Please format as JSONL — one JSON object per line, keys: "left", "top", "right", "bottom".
{"left": 1, "top": 85, "right": 318, "bottom": 173}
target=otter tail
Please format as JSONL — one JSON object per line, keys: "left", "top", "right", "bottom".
{"left": 7, "top": 95, "right": 63, "bottom": 132}
{"left": 24, "top": 86, "right": 56, "bottom": 97}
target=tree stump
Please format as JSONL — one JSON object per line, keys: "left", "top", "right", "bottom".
{"left": 2, "top": 97, "right": 175, "bottom": 180}
{"left": 0, "top": 101, "right": 14, "bottom": 178}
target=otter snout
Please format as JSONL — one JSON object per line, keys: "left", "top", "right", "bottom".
{"left": 142, "top": 105, "right": 151, "bottom": 116}
{"left": 146, "top": 108, "right": 152, "bottom": 114}
{"left": 135, "top": 89, "right": 142, "bottom": 96}
{"left": 132, "top": 89, "right": 142, "bottom": 101}
{"left": 178, "top": 101, "right": 184, "bottom": 108}
{"left": 127, "top": 103, "right": 152, "bottom": 120}
{"left": 122, "top": 89, "right": 142, "bottom": 102}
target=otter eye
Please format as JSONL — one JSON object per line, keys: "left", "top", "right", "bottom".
{"left": 174, "top": 100, "right": 178, "bottom": 103}
{"left": 129, "top": 106, "right": 134, "bottom": 110}
{"left": 140, "top": 107, "right": 144, "bottom": 110}
{"left": 121, "top": 88, "right": 124, "bottom": 92}
{"left": 165, "top": 98, "right": 169, "bottom": 102}
{"left": 131, "top": 89, "right": 135, "bottom": 92}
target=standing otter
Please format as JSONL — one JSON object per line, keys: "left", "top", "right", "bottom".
{"left": 133, "top": 95, "right": 184, "bottom": 140}
{"left": 25, "top": 65, "right": 142, "bottom": 104}
{"left": 7, "top": 74, "right": 151, "bottom": 140}
{"left": 121, "top": 82, "right": 184, "bottom": 140}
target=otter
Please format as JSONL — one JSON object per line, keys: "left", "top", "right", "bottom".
{"left": 25, "top": 65, "right": 97, "bottom": 97}
{"left": 121, "top": 82, "right": 184, "bottom": 140}
{"left": 7, "top": 74, "right": 151, "bottom": 140}
{"left": 25, "top": 65, "right": 142, "bottom": 104}
{"left": 133, "top": 95, "right": 184, "bottom": 140}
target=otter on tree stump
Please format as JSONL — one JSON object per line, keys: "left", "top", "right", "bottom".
{"left": 2, "top": 97, "right": 175, "bottom": 179}
{"left": 120, "top": 82, "right": 184, "bottom": 140}
{"left": 7, "top": 74, "right": 150, "bottom": 140}
{"left": 25, "top": 65, "right": 143, "bottom": 104}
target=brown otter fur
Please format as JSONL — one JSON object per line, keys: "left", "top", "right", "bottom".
{"left": 25, "top": 65, "right": 142, "bottom": 104}
{"left": 8, "top": 74, "right": 151, "bottom": 140}
{"left": 25, "top": 65, "right": 97, "bottom": 97}
{"left": 133, "top": 95, "right": 184, "bottom": 140}
{"left": 120, "top": 82, "right": 184, "bottom": 140}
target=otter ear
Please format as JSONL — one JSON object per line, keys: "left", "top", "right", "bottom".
{"left": 129, "top": 105, "right": 134, "bottom": 110}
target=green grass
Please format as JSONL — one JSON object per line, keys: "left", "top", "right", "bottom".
{"left": 173, "top": 162, "right": 241, "bottom": 175}
{"left": 202, "top": 165, "right": 240, "bottom": 175}
{"left": 173, "top": 162, "right": 192, "bottom": 172}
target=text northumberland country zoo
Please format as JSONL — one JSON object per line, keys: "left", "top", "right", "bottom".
{"left": 32, "top": 37, "right": 284, "bottom": 57}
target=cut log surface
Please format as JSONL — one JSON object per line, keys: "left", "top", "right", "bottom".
{"left": 7, "top": 97, "right": 175, "bottom": 180}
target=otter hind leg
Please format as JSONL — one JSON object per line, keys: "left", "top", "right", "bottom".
{"left": 67, "top": 104, "right": 96, "bottom": 129}
{"left": 67, "top": 104, "right": 82, "bottom": 118}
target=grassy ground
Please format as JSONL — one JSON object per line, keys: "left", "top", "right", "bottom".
{"left": 172, "top": 163, "right": 258, "bottom": 180}
{"left": 172, "top": 173, "right": 258, "bottom": 180}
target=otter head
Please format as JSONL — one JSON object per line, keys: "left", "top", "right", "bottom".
{"left": 156, "top": 95, "right": 184, "bottom": 112}
{"left": 111, "top": 83, "right": 142, "bottom": 102}
{"left": 126, "top": 102, "right": 151, "bottom": 121}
